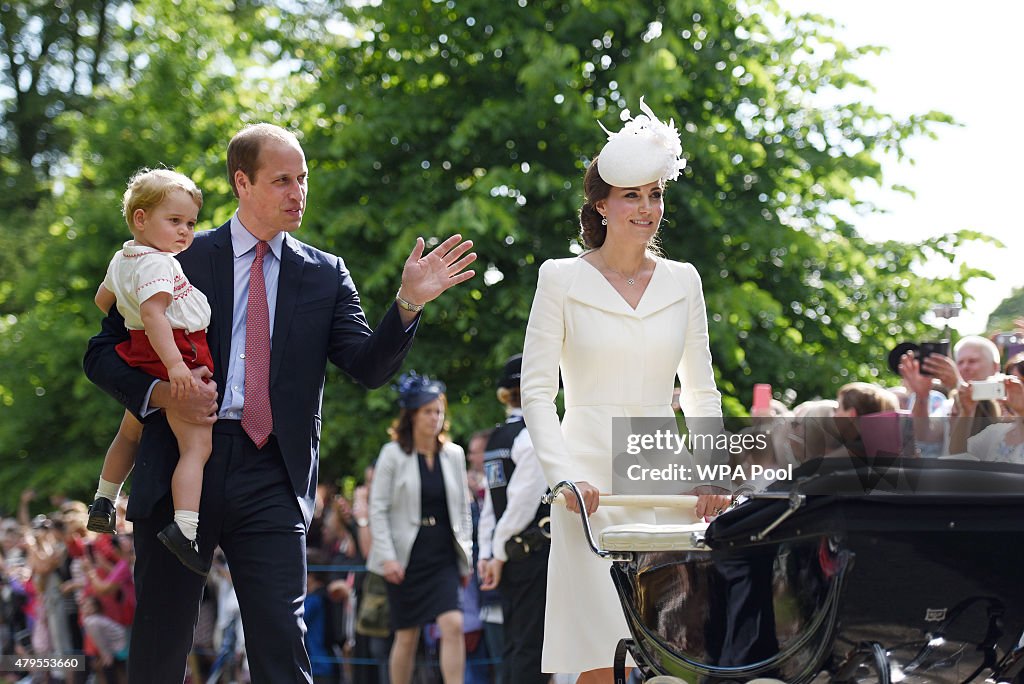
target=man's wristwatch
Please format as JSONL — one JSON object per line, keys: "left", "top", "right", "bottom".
{"left": 395, "top": 290, "right": 424, "bottom": 313}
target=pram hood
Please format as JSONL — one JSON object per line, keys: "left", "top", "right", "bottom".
{"left": 705, "top": 456, "right": 1024, "bottom": 549}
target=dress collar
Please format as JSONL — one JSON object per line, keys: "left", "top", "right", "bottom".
{"left": 570, "top": 255, "right": 686, "bottom": 318}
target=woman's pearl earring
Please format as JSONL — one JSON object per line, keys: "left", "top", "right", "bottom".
{"left": 601, "top": 216, "right": 607, "bottom": 226}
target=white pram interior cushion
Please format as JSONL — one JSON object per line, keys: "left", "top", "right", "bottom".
{"left": 599, "top": 522, "right": 710, "bottom": 552}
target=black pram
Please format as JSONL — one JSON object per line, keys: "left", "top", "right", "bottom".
{"left": 547, "top": 457, "right": 1024, "bottom": 683}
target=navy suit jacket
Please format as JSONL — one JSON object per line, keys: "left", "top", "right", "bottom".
{"left": 84, "top": 222, "right": 416, "bottom": 526}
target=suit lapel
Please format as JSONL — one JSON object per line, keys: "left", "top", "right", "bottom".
{"left": 567, "top": 259, "right": 635, "bottom": 315}
{"left": 438, "top": 448, "right": 461, "bottom": 526}
{"left": 209, "top": 224, "right": 235, "bottom": 388}
{"left": 271, "top": 235, "right": 304, "bottom": 384}
{"left": 401, "top": 452, "right": 422, "bottom": 526}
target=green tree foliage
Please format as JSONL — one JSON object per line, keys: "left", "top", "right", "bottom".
{"left": 0, "top": 0, "right": 116, "bottom": 206}
{"left": 987, "top": 287, "right": 1024, "bottom": 335}
{"left": 304, "top": 0, "right": 979, "bottom": 435}
{"left": 0, "top": 0, "right": 125, "bottom": 320}
{"left": 0, "top": 0, "right": 990, "bottom": 510}
{"left": 0, "top": 0, "right": 333, "bottom": 509}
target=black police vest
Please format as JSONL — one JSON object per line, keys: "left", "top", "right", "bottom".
{"left": 483, "top": 418, "right": 525, "bottom": 521}
{"left": 483, "top": 417, "right": 550, "bottom": 528}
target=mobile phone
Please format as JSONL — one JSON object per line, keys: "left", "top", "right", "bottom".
{"left": 970, "top": 379, "right": 1006, "bottom": 401}
{"left": 340, "top": 476, "right": 355, "bottom": 501}
{"left": 918, "top": 340, "right": 950, "bottom": 362}
{"left": 918, "top": 340, "right": 950, "bottom": 377}
{"left": 752, "top": 384, "right": 772, "bottom": 412}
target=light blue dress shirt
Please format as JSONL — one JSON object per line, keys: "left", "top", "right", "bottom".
{"left": 218, "top": 216, "right": 284, "bottom": 419}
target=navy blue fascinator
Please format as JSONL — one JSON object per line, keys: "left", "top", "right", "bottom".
{"left": 394, "top": 371, "right": 446, "bottom": 410}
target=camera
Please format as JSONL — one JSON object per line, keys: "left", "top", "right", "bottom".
{"left": 887, "top": 340, "right": 950, "bottom": 376}
{"left": 29, "top": 514, "right": 52, "bottom": 531}
{"left": 970, "top": 378, "right": 1006, "bottom": 401}
{"left": 931, "top": 304, "right": 961, "bottom": 320}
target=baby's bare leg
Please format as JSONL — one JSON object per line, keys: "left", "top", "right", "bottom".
{"left": 100, "top": 410, "right": 144, "bottom": 484}
{"left": 166, "top": 413, "right": 213, "bottom": 513}
{"left": 159, "top": 413, "right": 213, "bottom": 575}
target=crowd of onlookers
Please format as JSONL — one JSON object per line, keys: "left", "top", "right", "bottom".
{"left": 736, "top": 332, "right": 1024, "bottom": 476}
{"left": 3, "top": 329, "right": 1022, "bottom": 684}
{"left": 1, "top": 491, "right": 134, "bottom": 684}
{"left": 0, "top": 487, "right": 470, "bottom": 684}
{"left": 0, "top": 472, "right": 504, "bottom": 684}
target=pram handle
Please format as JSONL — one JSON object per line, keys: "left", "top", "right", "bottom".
{"left": 544, "top": 481, "right": 697, "bottom": 561}
{"left": 550, "top": 493, "right": 699, "bottom": 510}
{"left": 544, "top": 481, "right": 632, "bottom": 561}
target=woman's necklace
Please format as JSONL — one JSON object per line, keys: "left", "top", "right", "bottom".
{"left": 598, "top": 250, "right": 645, "bottom": 286}
{"left": 417, "top": 449, "right": 436, "bottom": 470}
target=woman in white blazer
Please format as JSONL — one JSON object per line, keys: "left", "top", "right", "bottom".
{"left": 366, "top": 372, "right": 473, "bottom": 684}
{"left": 521, "top": 98, "right": 728, "bottom": 682}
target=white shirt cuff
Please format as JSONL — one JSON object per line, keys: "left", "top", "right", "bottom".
{"left": 139, "top": 378, "right": 161, "bottom": 417}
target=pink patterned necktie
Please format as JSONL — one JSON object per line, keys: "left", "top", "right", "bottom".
{"left": 242, "top": 241, "right": 273, "bottom": 448}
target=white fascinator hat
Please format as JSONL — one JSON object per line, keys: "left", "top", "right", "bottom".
{"left": 596, "top": 97, "right": 687, "bottom": 188}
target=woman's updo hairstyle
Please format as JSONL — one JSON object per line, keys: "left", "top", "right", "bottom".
{"left": 579, "top": 156, "right": 612, "bottom": 250}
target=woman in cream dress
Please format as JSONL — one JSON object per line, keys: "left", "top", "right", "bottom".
{"left": 521, "top": 99, "right": 725, "bottom": 681}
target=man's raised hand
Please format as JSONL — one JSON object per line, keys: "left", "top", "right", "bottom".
{"left": 397, "top": 235, "right": 477, "bottom": 307}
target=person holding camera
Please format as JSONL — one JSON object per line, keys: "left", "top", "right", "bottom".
{"left": 948, "top": 375, "right": 1024, "bottom": 462}
{"left": 80, "top": 535, "right": 135, "bottom": 629}
{"left": 1006, "top": 353, "right": 1024, "bottom": 384}
{"left": 900, "top": 335, "right": 1003, "bottom": 456}
{"left": 478, "top": 354, "right": 550, "bottom": 684}
{"left": 26, "top": 515, "right": 76, "bottom": 680}
{"left": 901, "top": 335, "right": 1000, "bottom": 391}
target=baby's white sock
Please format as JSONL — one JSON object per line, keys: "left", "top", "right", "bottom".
{"left": 174, "top": 510, "right": 200, "bottom": 542}
{"left": 95, "top": 478, "right": 121, "bottom": 502}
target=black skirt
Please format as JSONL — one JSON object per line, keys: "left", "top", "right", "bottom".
{"left": 386, "top": 453, "right": 461, "bottom": 630}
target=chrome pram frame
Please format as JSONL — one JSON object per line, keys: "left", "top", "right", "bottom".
{"left": 546, "top": 458, "right": 1024, "bottom": 684}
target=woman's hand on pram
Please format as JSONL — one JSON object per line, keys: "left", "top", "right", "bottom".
{"left": 382, "top": 560, "right": 405, "bottom": 584}
{"left": 563, "top": 480, "right": 601, "bottom": 515}
{"left": 694, "top": 494, "right": 731, "bottom": 520}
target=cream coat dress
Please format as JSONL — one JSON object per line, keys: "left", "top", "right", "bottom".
{"left": 521, "top": 255, "right": 722, "bottom": 674}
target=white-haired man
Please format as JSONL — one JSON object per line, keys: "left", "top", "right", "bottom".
{"left": 901, "top": 335, "right": 1002, "bottom": 456}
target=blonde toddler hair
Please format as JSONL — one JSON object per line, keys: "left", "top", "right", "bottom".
{"left": 122, "top": 168, "right": 203, "bottom": 232}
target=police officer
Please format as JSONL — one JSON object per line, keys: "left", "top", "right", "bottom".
{"left": 478, "top": 354, "right": 550, "bottom": 683}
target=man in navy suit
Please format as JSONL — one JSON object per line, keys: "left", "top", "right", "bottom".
{"left": 83, "top": 123, "right": 476, "bottom": 683}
